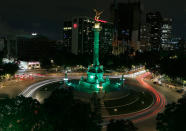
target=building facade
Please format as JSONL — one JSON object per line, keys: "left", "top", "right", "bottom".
{"left": 140, "top": 13, "right": 174, "bottom": 51}
{"left": 71, "top": 17, "right": 94, "bottom": 55}
{"left": 111, "top": 1, "right": 141, "bottom": 54}
{"left": 0, "top": 36, "right": 17, "bottom": 58}
{"left": 169, "top": 37, "right": 182, "bottom": 50}
{"left": 1, "top": 34, "right": 56, "bottom": 61}
{"left": 140, "top": 25, "right": 151, "bottom": 51}
{"left": 161, "top": 18, "right": 172, "bottom": 50}
{"left": 63, "top": 16, "right": 113, "bottom": 55}
{"left": 62, "top": 21, "right": 72, "bottom": 52}
{"left": 146, "top": 12, "right": 163, "bottom": 51}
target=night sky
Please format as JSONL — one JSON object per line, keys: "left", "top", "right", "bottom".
{"left": 0, "top": 0, "right": 185, "bottom": 40}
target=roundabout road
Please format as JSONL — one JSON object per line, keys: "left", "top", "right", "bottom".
{"left": 103, "top": 72, "right": 166, "bottom": 124}
{"left": 20, "top": 72, "right": 166, "bottom": 124}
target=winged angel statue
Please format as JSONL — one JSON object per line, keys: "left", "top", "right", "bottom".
{"left": 93, "top": 9, "right": 103, "bottom": 20}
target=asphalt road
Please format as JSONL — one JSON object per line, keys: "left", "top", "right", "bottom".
{"left": 20, "top": 72, "right": 167, "bottom": 128}
{"left": 135, "top": 75, "right": 183, "bottom": 131}
{"left": 102, "top": 72, "right": 166, "bottom": 127}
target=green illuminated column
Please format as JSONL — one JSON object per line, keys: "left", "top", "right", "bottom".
{"left": 93, "top": 23, "right": 101, "bottom": 66}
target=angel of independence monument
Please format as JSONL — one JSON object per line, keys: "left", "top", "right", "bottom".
{"left": 78, "top": 10, "right": 110, "bottom": 92}
{"left": 63, "top": 10, "right": 124, "bottom": 92}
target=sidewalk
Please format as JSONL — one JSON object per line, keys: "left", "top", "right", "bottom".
{"left": 144, "top": 74, "right": 184, "bottom": 93}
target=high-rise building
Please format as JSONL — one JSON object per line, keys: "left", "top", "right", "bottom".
{"left": 146, "top": 12, "right": 162, "bottom": 50}
{"left": 16, "top": 35, "right": 56, "bottom": 60}
{"left": 62, "top": 21, "right": 72, "bottom": 52}
{"left": 140, "top": 25, "right": 151, "bottom": 51}
{"left": 168, "top": 37, "right": 181, "bottom": 50}
{"left": 70, "top": 16, "right": 113, "bottom": 55}
{"left": 0, "top": 36, "right": 17, "bottom": 58}
{"left": 99, "top": 22, "right": 113, "bottom": 56}
{"left": 161, "top": 18, "right": 172, "bottom": 50}
{"left": 111, "top": 1, "right": 141, "bottom": 54}
{"left": 141, "top": 13, "right": 173, "bottom": 51}
{"left": 1, "top": 34, "right": 57, "bottom": 60}
{"left": 71, "top": 17, "right": 94, "bottom": 55}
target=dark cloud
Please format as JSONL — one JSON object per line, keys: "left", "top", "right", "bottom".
{"left": 0, "top": 0, "right": 185, "bottom": 39}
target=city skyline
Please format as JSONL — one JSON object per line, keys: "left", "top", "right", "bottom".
{"left": 0, "top": 1, "right": 186, "bottom": 130}
{"left": 0, "top": 0, "right": 185, "bottom": 39}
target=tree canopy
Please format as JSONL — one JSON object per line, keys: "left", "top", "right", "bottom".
{"left": 0, "top": 88, "right": 103, "bottom": 131}
{"left": 43, "top": 88, "right": 102, "bottom": 131}
{"left": 156, "top": 95, "right": 186, "bottom": 131}
{"left": 0, "top": 95, "right": 52, "bottom": 131}
{"left": 107, "top": 119, "right": 138, "bottom": 131}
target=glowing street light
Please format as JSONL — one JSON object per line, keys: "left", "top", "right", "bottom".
{"left": 32, "top": 33, "right": 37, "bottom": 36}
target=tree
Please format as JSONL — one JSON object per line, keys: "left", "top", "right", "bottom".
{"left": 3, "top": 63, "right": 18, "bottom": 75}
{"left": 0, "top": 63, "right": 18, "bottom": 77}
{"left": 43, "top": 88, "right": 102, "bottom": 131}
{"left": 0, "top": 96, "right": 53, "bottom": 131}
{"left": 107, "top": 119, "right": 138, "bottom": 131}
{"left": 156, "top": 95, "right": 186, "bottom": 131}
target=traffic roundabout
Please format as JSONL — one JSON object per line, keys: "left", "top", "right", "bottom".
{"left": 20, "top": 72, "right": 166, "bottom": 123}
